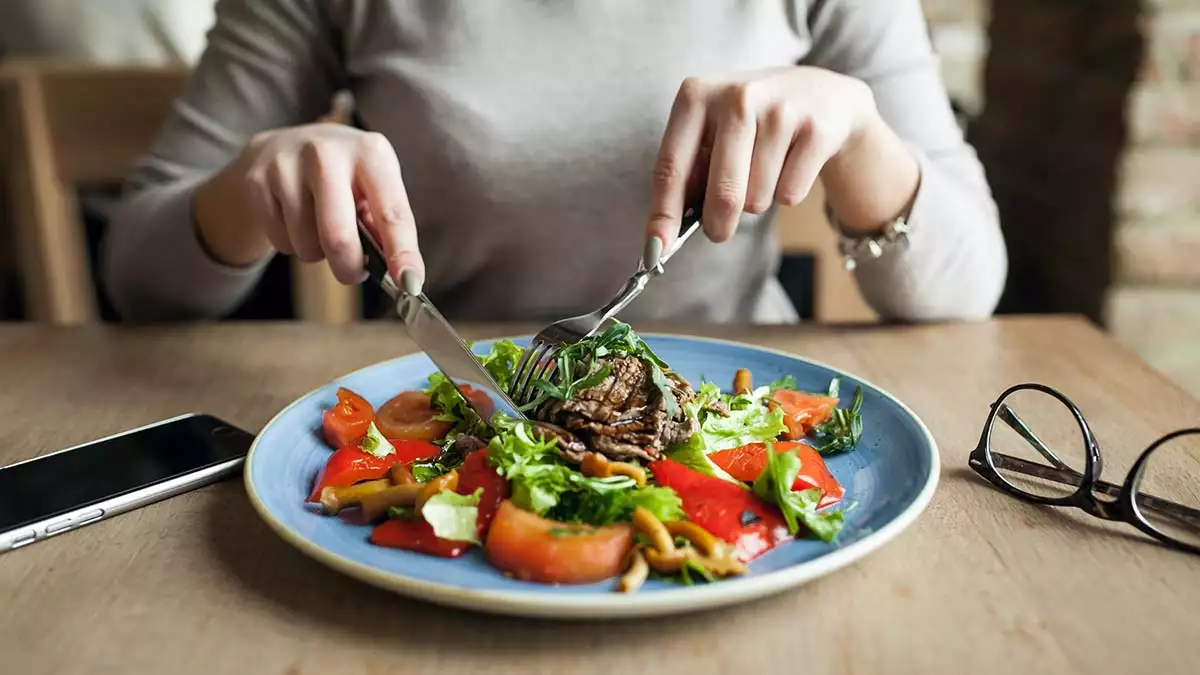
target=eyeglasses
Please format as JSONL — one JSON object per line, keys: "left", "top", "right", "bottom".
{"left": 968, "top": 383, "right": 1200, "bottom": 555}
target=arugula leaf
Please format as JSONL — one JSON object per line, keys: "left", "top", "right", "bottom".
{"left": 678, "top": 558, "right": 716, "bottom": 585}
{"left": 751, "top": 443, "right": 844, "bottom": 542}
{"left": 358, "top": 422, "right": 395, "bottom": 459}
{"left": 410, "top": 435, "right": 474, "bottom": 483}
{"left": 810, "top": 384, "right": 864, "bottom": 455}
{"left": 520, "top": 321, "right": 680, "bottom": 416}
{"left": 424, "top": 372, "right": 488, "bottom": 439}
{"left": 649, "top": 365, "right": 679, "bottom": 418}
{"left": 421, "top": 488, "right": 483, "bottom": 544}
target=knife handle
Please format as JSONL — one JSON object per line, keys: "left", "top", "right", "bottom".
{"left": 357, "top": 221, "right": 399, "bottom": 297}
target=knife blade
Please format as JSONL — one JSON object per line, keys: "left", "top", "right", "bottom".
{"left": 356, "top": 223, "right": 527, "bottom": 424}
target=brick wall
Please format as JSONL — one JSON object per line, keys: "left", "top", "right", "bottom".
{"left": 923, "top": 0, "right": 1200, "bottom": 396}
{"left": 1110, "top": 0, "right": 1200, "bottom": 395}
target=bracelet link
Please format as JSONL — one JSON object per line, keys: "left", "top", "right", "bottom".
{"left": 827, "top": 205, "right": 912, "bottom": 271}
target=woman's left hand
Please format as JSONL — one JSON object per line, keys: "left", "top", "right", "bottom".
{"left": 643, "top": 66, "right": 882, "bottom": 259}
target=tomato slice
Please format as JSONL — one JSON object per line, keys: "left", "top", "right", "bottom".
{"left": 454, "top": 450, "right": 510, "bottom": 539}
{"left": 484, "top": 501, "right": 633, "bottom": 584}
{"left": 458, "top": 385, "right": 496, "bottom": 421}
{"left": 370, "top": 518, "right": 470, "bottom": 558}
{"left": 321, "top": 387, "right": 374, "bottom": 449}
{"left": 306, "top": 446, "right": 396, "bottom": 502}
{"left": 708, "top": 442, "right": 844, "bottom": 509}
{"left": 374, "top": 391, "right": 453, "bottom": 442}
{"left": 649, "top": 458, "right": 791, "bottom": 561}
{"left": 771, "top": 389, "right": 839, "bottom": 441}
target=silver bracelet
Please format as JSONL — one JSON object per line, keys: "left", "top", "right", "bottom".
{"left": 826, "top": 204, "right": 912, "bottom": 271}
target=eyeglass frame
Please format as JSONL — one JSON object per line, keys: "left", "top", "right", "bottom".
{"left": 968, "top": 382, "right": 1200, "bottom": 556}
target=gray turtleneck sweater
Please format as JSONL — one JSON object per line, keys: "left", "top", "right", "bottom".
{"left": 102, "top": 0, "right": 1006, "bottom": 324}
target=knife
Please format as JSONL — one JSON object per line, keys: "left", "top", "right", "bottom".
{"left": 356, "top": 223, "right": 527, "bottom": 424}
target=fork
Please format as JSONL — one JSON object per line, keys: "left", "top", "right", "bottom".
{"left": 508, "top": 204, "right": 704, "bottom": 408}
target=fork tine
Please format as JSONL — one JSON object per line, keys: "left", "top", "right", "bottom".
{"left": 509, "top": 341, "right": 543, "bottom": 398}
{"left": 519, "top": 345, "right": 560, "bottom": 404}
{"left": 511, "top": 341, "right": 552, "bottom": 404}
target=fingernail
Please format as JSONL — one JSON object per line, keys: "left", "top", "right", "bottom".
{"left": 400, "top": 267, "right": 424, "bottom": 297}
{"left": 643, "top": 236, "right": 664, "bottom": 269}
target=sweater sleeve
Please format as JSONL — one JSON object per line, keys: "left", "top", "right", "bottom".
{"left": 803, "top": 0, "right": 1007, "bottom": 321}
{"left": 101, "top": 0, "right": 342, "bottom": 321}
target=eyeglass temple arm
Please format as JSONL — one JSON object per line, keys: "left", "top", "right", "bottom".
{"left": 990, "top": 452, "right": 1200, "bottom": 527}
{"left": 997, "top": 405, "right": 1072, "bottom": 471}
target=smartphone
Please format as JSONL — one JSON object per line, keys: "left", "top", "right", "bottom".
{"left": 0, "top": 413, "right": 254, "bottom": 553}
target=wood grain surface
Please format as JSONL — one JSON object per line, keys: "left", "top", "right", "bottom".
{"left": 0, "top": 316, "right": 1197, "bottom": 675}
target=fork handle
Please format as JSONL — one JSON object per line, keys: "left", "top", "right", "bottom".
{"left": 643, "top": 202, "right": 703, "bottom": 273}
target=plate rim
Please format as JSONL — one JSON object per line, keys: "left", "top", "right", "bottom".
{"left": 243, "top": 332, "right": 941, "bottom": 619}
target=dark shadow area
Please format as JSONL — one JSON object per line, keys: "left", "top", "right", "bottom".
{"left": 78, "top": 183, "right": 296, "bottom": 321}
{"left": 968, "top": 0, "right": 1147, "bottom": 327}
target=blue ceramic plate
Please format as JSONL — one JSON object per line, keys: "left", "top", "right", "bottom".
{"left": 245, "top": 334, "right": 938, "bottom": 618}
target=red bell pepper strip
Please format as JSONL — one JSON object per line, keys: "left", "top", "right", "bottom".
{"left": 365, "top": 449, "right": 509, "bottom": 556}
{"left": 708, "top": 442, "right": 845, "bottom": 509}
{"left": 454, "top": 449, "right": 510, "bottom": 539}
{"left": 386, "top": 439, "right": 443, "bottom": 466}
{"left": 370, "top": 518, "right": 470, "bottom": 558}
{"left": 649, "top": 458, "right": 791, "bottom": 562}
{"left": 306, "top": 446, "right": 395, "bottom": 502}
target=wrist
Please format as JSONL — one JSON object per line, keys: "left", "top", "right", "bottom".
{"left": 821, "top": 110, "right": 919, "bottom": 237}
{"left": 194, "top": 168, "right": 272, "bottom": 268}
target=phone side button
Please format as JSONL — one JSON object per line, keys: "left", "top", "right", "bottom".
{"left": 45, "top": 519, "right": 73, "bottom": 535}
{"left": 73, "top": 509, "right": 104, "bottom": 525}
{"left": 11, "top": 530, "right": 36, "bottom": 548}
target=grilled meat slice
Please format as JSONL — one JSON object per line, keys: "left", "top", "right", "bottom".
{"left": 529, "top": 421, "right": 589, "bottom": 463}
{"left": 536, "top": 356, "right": 700, "bottom": 463}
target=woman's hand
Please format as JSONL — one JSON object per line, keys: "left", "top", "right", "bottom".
{"left": 194, "top": 123, "right": 424, "bottom": 293}
{"left": 644, "top": 66, "right": 918, "bottom": 261}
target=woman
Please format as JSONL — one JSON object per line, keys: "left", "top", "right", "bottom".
{"left": 102, "top": 0, "right": 1006, "bottom": 324}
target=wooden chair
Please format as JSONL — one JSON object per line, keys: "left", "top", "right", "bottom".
{"left": 0, "top": 59, "right": 355, "bottom": 324}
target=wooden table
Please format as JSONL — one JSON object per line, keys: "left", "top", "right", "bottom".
{"left": 1, "top": 316, "right": 1196, "bottom": 675}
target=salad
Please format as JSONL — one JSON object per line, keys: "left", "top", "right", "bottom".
{"left": 305, "top": 322, "right": 864, "bottom": 592}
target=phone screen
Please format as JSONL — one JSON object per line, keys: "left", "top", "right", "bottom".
{"left": 0, "top": 414, "right": 253, "bottom": 532}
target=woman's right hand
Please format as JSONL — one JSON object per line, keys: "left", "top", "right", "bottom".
{"left": 194, "top": 123, "right": 424, "bottom": 293}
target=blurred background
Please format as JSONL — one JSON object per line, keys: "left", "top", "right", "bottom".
{"left": 0, "top": 0, "right": 1197, "bottom": 395}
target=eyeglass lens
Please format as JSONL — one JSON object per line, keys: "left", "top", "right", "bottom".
{"left": 1133, "top": 431, "right": 1200, "bottom": 549}
{"left": 988, "top": 388, "right": 1088, "bottom": 499}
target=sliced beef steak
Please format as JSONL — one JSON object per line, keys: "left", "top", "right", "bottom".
{"left": 536, "top": 356, "right": 700, "bottom": 463}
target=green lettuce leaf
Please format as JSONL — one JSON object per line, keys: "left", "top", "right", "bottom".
{"left": 422, "top": 340, "right": 524, "bottom": 440}
{"left": 486, "top": 417, "right": 683, "bottom": 525}
{"left": 421, "top": 487, "right": 483, "bottom": 544}
{"left": 699, "top": 384, "right": 788, "bottom": 451}
{"left": 478, "top": 339, "right": 523, "bottom": 392}
{"left": 358, "top": 421, "right": 395, "bottom": 459}
{"left": 665, "top": 382, "right": 787, "bottom": 483}
{"left": 751, "top": 443, "right": 844, "bottom": 542}
{"left": 666, "top": 432, "right": 740, "bottom": 483}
